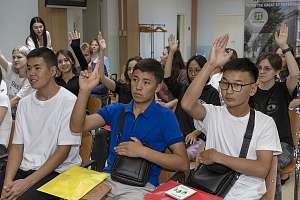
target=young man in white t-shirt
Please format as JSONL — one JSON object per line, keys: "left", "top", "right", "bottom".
{"left": 0, "top": 78, "right": 12, "bottom": 178}
{"left": 182, "top": 34, "right": 282, "bottom": 200}
{"left": 0, "top": 47, "right": 81, "bottom": 200}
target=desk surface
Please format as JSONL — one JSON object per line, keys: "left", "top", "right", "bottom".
{"left": 81, "top": 182, "right": 111, "bottom": 200}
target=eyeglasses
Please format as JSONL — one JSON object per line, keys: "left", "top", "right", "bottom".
{"left": 219, "top": 81, "right": 255, "bottom": 92}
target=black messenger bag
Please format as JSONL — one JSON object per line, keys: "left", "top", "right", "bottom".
{"left": 188, "top": 108, "right": 255, "bottom": 197}
{"left": 111, "top": 108, "right": 151, "bottom": 187}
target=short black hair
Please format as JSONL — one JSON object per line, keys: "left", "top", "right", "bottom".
{"left": 133, "top": 58, "right": 164, "bottom": 83}
{"left": 222, "top": 58, "right": 259, "bottom": 82}
{"left": 27, "top": 47, "right": 57, "bottom": 68}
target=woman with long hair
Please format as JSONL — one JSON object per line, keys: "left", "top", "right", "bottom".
{"left": 26, "top": 17, "right": 52, "bottom": 50}
{"left": 97, "top": 37, "right": 141, "bottom": 103}
{"left": 55, "top": 49, "right": 79, "bottom": 96}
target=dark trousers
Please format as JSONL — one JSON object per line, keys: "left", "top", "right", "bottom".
{"left": 0, "top": 169, "right": 60, "bottom": 200}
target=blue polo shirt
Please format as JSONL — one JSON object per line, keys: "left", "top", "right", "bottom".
{"left": 97, "top": 100, "right": 184, "bottom": 186}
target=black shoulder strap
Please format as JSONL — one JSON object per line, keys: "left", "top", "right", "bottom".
{"left": 239, "top": 108, "right": 255, "bottom": 158}
{"left": 117, "top": 106, "right": 126, "bottom": 144}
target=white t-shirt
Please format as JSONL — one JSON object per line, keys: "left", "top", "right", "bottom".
{"left": 208, "top": 72, "right": 222, "bottom": 90}
{"left": 201, "top": 104, "right": 282, "bottom": 200}
{"left": 26, "top": 31, "right": 52, "bottom": 51}
{"left": 0, "top": 90, "right": 12, "bottom": 147}
{"left": 13, "top": 87, "right": 81, "bottom": 173}
{"left": 3, "top": 63, "right": 32, "bottom": 99}
{"left": 0, "top": 80, "right": 7, "bottom": 95}
{"left": 208, "top": 72, "right": 224, "bottom": 105}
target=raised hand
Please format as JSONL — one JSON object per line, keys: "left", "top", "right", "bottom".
{"left": 275, "top": 24, "right": 289, "bottom": 49}
{"left": 97, "top": 32, "right": 106, "bottom": 51}
{"left": 79, "top": 60, "right": 101, "bottom": 92}
{"left": 68, "top": 31, "right": 80, "bottom": 41}
{"left": 208, "top": 34, "right": 233, "bottom": 68}
{"left": 168, "top": 34, "right": 178, "bottom": 53}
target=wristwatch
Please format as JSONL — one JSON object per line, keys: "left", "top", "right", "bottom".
{"left": 282, "top": 47, "right": 292, "bottom": 54}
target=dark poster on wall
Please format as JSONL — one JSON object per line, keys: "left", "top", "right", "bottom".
{"left": 244, "top": 0, "right": 300, "bottom": 62}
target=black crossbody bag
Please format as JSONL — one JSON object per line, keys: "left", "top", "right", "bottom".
{"left": 187, "top": 108, "right": 255, "bottom": 197}
{"left": 111, "top": 108, "right": 152, "bottom": 187}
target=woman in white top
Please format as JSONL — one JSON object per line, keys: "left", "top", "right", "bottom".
{"left": 25, "top": 17, "right": 52, "bottom": 50}
{"left": 0, "top": 46, "right": 32, "bottom": 117}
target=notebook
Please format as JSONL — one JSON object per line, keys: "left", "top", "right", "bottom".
{"left": 144, "top": 180, "right": 223, "bottom": 200}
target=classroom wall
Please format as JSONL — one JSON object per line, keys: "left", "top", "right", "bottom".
{"left": 0, "top": 0, "right": 38, "bottom": 59}
{"left": 139, "top": 0, "right": 192, "bottom": 60}
{"left": 197, "top": 0, "right": 245, "bottom": 57}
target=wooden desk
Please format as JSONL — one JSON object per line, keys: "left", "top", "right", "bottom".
{"left": 81, "top": 182, "right": 111, "bottom": 200}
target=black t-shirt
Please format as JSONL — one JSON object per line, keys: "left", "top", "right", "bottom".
{"left": 165, "top": 77, "right": 221, "bottom": 136}
{"left": 249, "top": 82, "right": 294, "bottom": 146}
{"left": 55, "top": 75, "right": 79, "bottom": 96}
{"left": 114, "top": 80, "right": 132, "bottom": 104}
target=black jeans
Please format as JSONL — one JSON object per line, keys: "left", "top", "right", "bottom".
{"left": 0, "top": 169, "right": 60, "bottom": 200}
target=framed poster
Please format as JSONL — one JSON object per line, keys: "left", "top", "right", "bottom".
{"left": 244, "top": 0, "right": 300, "bottom": 62}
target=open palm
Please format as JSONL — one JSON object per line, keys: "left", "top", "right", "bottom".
{"left": 97, "top": 32, "right": 106, "bottom": 51}
{"left": 275, "top": 24, "right": 288, "bottom": 49}
{"left": 208, "top": 34, "right": 232, "bottom": 68}
{"left": 168, "top": 34, "right": 178, "bottom": 53}
{"left": 79, "top": 62, "right": 100, "bottom": 91}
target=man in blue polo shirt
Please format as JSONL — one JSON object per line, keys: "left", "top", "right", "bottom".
{"left": 70, "top": 57, "right": 189, "bottom": 199}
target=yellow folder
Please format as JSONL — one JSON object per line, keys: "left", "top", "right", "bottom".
{"left": 38, "top": 166, "right": 109, "bottom": 200}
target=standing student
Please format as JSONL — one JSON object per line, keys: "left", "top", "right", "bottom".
{"left": 70, "top": 57, "right": 189, "bottom": 199}
{"left": 182, "top": 34, "right": 281, "bottom": 200}
{"left": 0, "top": 47, "right": 81, "bottom": 200}
{"left": 26, "top": 17, "right": 52, "bottom": 50}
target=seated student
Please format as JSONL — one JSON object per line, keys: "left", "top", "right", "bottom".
{"left": 250, "top": 24, "right": 300, "bottom": 200}
{"left": 0, "top": 76, "right": 12, "bottom": 178}
{"left": 96, "top": 33, "right": 141, "bottom": 104}
{"left": 181, "top": 34, "right": 281, "bottom": 200}
{"left": 25, "top": 17, "right": 52, "bottom": 50}
{"left": 55, "top": 49, "right": 80, "bottom": 96}
{"left": 70, "top": 58, "right": 189, "bottom": 199}
{"left": 163, "top": 35, "right": 220, "bottom": 159}
{"left": 0, "top": 46, "right": 33, "bottom": 117}
{"left": 0, "top": 47, "right": 81, "bottom": 200}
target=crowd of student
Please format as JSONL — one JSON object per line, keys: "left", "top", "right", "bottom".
{"left": 0, "top": 16, "right": 299, "bottom": 200}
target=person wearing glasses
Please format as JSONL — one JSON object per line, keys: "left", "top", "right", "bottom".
{"left": 182, "top": 34, "right": 281, "bottom": 200}
{"left": 250, "top": 24, "right": 300, "bottom": 200}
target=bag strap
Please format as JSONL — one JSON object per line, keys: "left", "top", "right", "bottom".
{"left": 117, "top": 106, "right": 126, "bottom": 144}
{"left": 238, "top": 108, "right": 255, "bottom": 158}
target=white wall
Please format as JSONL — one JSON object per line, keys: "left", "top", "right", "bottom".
{"left": 197, "top": 0, "right": 245, "bottom": 58}
{"left": 139, "top": 0, "right": 192, "bottom": 60}
{"left": 0, "top": 0, "right": 38, "bottom": 59}
{"left": 67, "top": 8, "right": 83, "bottom": 37}
{"left": 102, "top": 0, "right": 120, "bottom": 76}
